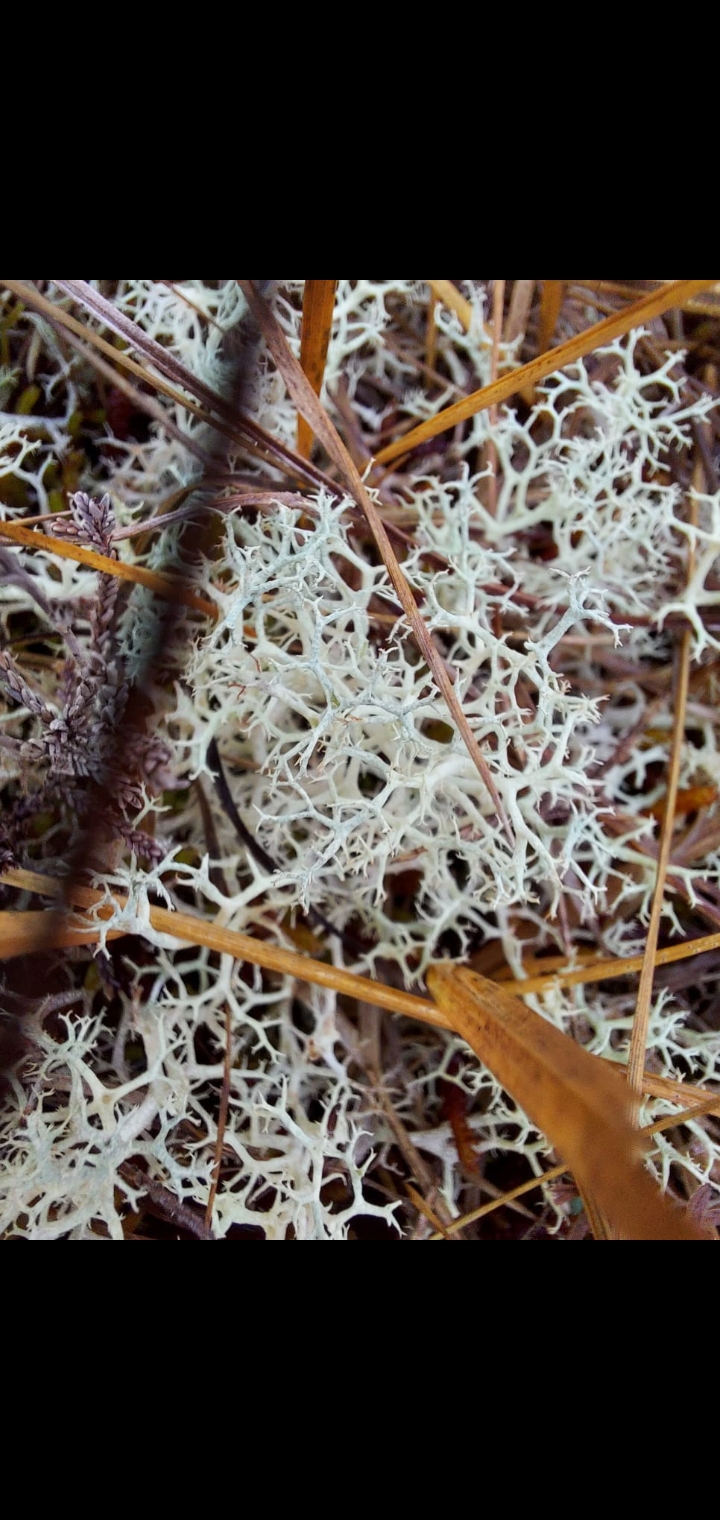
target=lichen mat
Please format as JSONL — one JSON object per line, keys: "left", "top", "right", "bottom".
{"left": 0, "top": 280, "right": 718, "bottom": 1240}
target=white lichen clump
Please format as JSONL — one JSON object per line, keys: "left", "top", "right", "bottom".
{"left": 1, "top": 281, "right": 719, "bottom": 1239}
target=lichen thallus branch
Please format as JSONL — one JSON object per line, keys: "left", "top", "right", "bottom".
{"left": 206, "top": 737, "right": 368, "bottom": 959}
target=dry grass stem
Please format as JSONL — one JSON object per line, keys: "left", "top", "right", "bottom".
{"left": 0, "top": 518, "right": 218, "bottom": 618}
{"left": 297, "top": 280, "right": 338, "bottom": 457}
{"left": 0, "top": 867, "right": 451, "bottom": 1028}
{"left": 505, "top": 279, "right": 536, "bottom": 343}
{"left": 626, "top": 630, "right": 692, "bottom": 1110}
{"left": 3, "top": 867, "right": 720, "bottom": 1112}
{"left": 627, "top": 452, "right": 703, "bottom": 1110}
{"left": 571, "top": 279, "right": 720, "bottom": 318}
{"left": 375, "top": 280, "right": 718, "bottom": 465}
{"left": 538, "top": 279, "right": 564, "bottom": 353}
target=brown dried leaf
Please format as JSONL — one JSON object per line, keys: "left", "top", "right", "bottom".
{"left": 426, "top": 962, "right": 711, "bottom": 1241}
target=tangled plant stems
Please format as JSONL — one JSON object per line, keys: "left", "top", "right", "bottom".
{"left": 0, "top": 280, "right": 719, "bottom": 1240}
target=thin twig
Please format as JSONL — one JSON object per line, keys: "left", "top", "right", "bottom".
{"left": 626, "top": 466, "right": 700, "bottom": 1111}
{"left": 204, "top": 1003, "right": 233, "bottom": 1232}
{"left": 0, "top": 866, "right": 450, "bottom": 1027}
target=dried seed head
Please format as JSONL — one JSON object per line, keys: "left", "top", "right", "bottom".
{"left": 54, "top": 492, "right": 117, "bottom": 557}
{"left": 0, "top": 650, "right": 56, "bottom": 723}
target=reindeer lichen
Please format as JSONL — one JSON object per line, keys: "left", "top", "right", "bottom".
{"left": 1, "top": 281, "right": 719, "bottom": 1239}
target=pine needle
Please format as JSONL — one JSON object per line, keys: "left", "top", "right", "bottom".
{"left": 499, "top": 927, "right": 720, "bottom": 996}
{"left": 0, "top": 867, "right": 451, "bottom": 1028}
{"left": 0, "top": 908, "right": 125, "bottom": 954}
{"left": 505, "top": 280, "right": 536, "bottom": 343}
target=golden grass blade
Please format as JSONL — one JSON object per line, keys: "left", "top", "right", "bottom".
{"left": 0, "top": 909, "right": 125, "bottom": 954}
{"left": 499, "top": 925, "right": 720, "bottom": 996}
{"left": 576, "top": 1188, "right": 612, "bottom": 1241}
{"left": 2, "top": 868, "right": 716, "bottom": 1116}
{"left": 643, "top": 1095, "right": 720, "bottom": 1136}
{"left": 404, "top": 1182, "right": 455, "bottom": 1239}
{"left": 0, "top": 867, "right": 450, "bottom": 1028}
{"left": 3, "top": 871, "right": 720, "bottom": 1087}
{"left": 0, "top": 518, "right": 218, "bottom": 618}
{"left": 484, "top": 280, "right": 505, "bottom": 517}
{"left": 298, "top": 280, "right": 338, "bottom": 458}
{"left": 426, "top": 962, "right": 710, "bottom": 1240}
{"left": 375, "top": 279, "right": 718, "bottom": 466}
{"left": 431, "top": 1162, "right": 567, "bottom": 1236}
{"left": 238, "top": 280, "right": 513, "bottom": 842}
{"left": 538, "top": 279, "right": 564, "bottom": 353}
{"left": 639, "top": 1072, "right": 719, "bottom": 1106}
{"left": 572, "top": 279, "right": 720, "bottom": 318}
